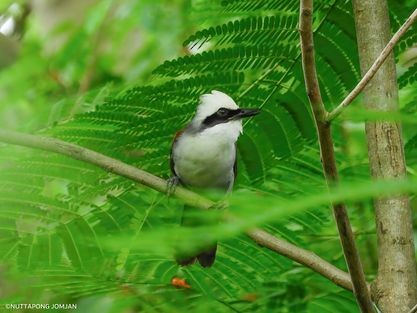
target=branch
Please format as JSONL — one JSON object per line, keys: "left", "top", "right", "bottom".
{"left": 248, "top": 229, "right": 353, "bottom": 290}
{"left": 326, "top": 8, "right": 417, "bottom": 121}
{"left": 0, "top": 128, "right": 357, "bottom": 292}
{"left": 70, "top": 2, "right": 114, "bottom": 117}
{"left": 299, "top": 1, "right": 374, "bottom": 312}
{"left": 409, "top": 303, "right": 417, "bottom": 313}
{"left": 352, "top": 1, "right": 417, "bottom": 311}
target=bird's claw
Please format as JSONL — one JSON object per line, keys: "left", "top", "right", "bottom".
{"left": 210, "top": 200, "right": 228, "bottom": 211}
{"left": 166, "top": 176, "right": 180, "bottom": 197}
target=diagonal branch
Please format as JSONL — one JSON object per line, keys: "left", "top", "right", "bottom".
{"left": 326, "top": 8, "right": 417, "bottom": 121}
{"left": 299, "top": 0, "right": 374, "bottom": 312}
{"left": 0, "top": 128, "right": 358, "bottom": 292}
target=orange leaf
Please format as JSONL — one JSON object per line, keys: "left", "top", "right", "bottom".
{"left": 171, "top": 277, "right": 191, "bottom": 289}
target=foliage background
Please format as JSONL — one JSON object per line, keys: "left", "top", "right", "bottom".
{"left": 0, "top": 0, "right": 417, "bottom": 312}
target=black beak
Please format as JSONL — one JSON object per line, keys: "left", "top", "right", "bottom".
{"left": 234, "top": 108, "right": 260, "bottom": 119}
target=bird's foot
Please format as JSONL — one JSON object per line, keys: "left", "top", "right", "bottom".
{"left": 210, "top": 200, "right": 228, "bottom": 211}
{"left": 166, "top": 176, "right": 180, "bottom": 197}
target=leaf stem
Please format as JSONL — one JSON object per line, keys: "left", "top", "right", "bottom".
{"left": 326, "top": 8, "right": 417, "bottom": 121}
{"left": 299, "top": 1, "right": 374, "bottom": 312}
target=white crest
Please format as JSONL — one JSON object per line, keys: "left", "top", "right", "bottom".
{"left": 192, "top": 90, "right": 239, "bottom": 124}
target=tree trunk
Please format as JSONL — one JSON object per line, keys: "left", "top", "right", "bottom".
{"left": 352, "top": 1, "right": 417, "bottom": 312}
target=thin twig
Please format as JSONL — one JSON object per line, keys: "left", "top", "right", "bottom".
{"left": 0, "top": 128, "right": 358, "bottom": 292}
{"left": 69, "top": 2, "right": 114, "bottom": 117}
{"left": 237, "top": 0, "right": 338, "bottom": 102}
{"left": 326, "top": 8, "right": 417, "bottom": 121}
{"left": 299, "top": 1, "right": 374, "bottom": 312}
{"left": 409, "top": 303, "right": 417, "bottom": 313}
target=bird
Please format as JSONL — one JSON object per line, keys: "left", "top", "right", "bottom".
{"left": 169, "top": 90, "right": 260, "bottom": 268}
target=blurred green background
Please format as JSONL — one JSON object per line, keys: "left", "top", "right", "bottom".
{"left": 1, "top": 0, "right": 417, "bottom": 312}
{"left": 0, "top": 0, "right": 195, "bottom": 131}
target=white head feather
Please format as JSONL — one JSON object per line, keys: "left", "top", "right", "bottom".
{"left": 191, "top": 90, "right": 243, "bottom": 139}
{"left": 193, "top": 90, "right": 239, "bottom": 123}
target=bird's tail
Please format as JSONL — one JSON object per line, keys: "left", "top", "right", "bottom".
{"left": 196, "top": 245, "right": 217, "bottom": 268}
{"left": 176, "top": 244, "right": 217, "bottom": 268}
{"left": 175, "top": 205, "right": 217, "bottom": 268}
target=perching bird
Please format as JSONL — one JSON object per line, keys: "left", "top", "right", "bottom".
{"left": 170, "top": 90, "right": 260, "bottom": 267}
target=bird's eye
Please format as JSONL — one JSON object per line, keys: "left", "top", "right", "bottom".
{"left": 217, "top": 108, "right": 228, "bottom": 116}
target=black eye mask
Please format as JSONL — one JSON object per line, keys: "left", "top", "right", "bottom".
{"left": 202, "top": 107, "right": 260, "bottom": 129}
{"left": 202, "top": 108, "right": 241, "bottom": 129}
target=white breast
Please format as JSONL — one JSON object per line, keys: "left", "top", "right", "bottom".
{"left": 173, "top": 122, "right": 241, "bottom": 190}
